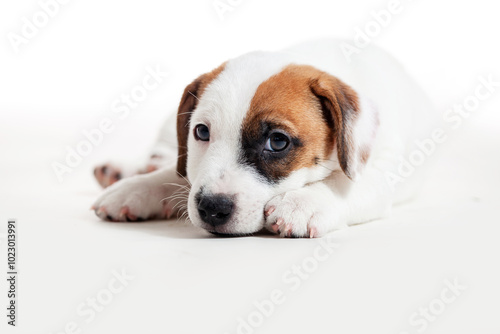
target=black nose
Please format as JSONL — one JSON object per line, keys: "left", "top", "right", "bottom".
{"left": 197, "top": 194, "right": 234, "bottom": 226}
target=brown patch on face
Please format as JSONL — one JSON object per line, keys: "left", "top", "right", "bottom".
{"left": 240, "top": 64, "right": 361, "bottom": 182}
{"left": 177, "top": 63, "right": 226, "bottom": 177}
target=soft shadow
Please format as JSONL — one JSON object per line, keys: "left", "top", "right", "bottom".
{"left": 95, "top": 216, "right": 280, "bottom": 240}
{"left": 97, "top": 218, "right": 212, "bottom": 239}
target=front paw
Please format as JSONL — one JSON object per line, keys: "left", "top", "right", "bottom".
{"left": 264, "top": 187, "right": 342, "bottom": 238}
{"left": 92, "top": 174, "right": 176, "bottom": 222}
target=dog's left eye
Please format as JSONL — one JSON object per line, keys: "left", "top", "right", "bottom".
{"left": 264, "top": 132, "right": 290, "bottom": 152}
{"left": 194, "top": 124, "right": 210, "bottom": 141}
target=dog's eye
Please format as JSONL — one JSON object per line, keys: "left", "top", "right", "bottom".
{"left": 194, "top": 124, "right": 210, "bottom": 141}
{"left": 265, "top": 132, "right": 290, "bottom": 152}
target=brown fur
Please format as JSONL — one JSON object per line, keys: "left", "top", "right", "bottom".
{"left": 241, "top": 64, "right": 361, "bottom": 180}
{"left": 176, "top": 63, "right": 225, "bottom": 177}
{"left": 309, "top": 67, "right": 360, "bottom": 179}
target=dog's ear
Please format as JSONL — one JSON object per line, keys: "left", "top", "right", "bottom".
{"left": 176, "top": 64, "right": 226, "bottom": 177}
{"left": 176, "top": 75, "right": 205, "bottom": 177}
{"left": 310, "top": 73, "right": 378, "bottom": 181}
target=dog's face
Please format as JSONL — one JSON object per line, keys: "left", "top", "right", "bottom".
{"left": 176, "top": 52, "right": 376, "bottom": 235}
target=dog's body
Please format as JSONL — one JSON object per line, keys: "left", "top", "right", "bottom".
{"left": 92, "top": 39, "right": 434, "bottom": 237}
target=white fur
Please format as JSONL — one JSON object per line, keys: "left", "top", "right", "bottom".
{"left": 93, "top": 39, "right": 434, "bottom": 237}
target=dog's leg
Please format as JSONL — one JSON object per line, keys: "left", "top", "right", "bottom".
{"left": 264, "top": 169, "right": 393, "bottom": 238}
{"left": 92, "top": 164, "right": 189, "bottom": 222}
{"left": 93, "top": 113, "right": 178, "bottom": 188}
{"left": 93, "top": 158, "right": 160, "bottom": 189}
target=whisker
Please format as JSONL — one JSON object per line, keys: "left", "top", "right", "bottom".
{"left": 317, "top": 163, "right": 335, "bottom": 172}
{"left": 176, "top": 172, "right": 192, "bottom": 186}
{"left": 188, "top": 90, "right": 200, "bottom": 101}
{"left": 162, "top": 182, "right": 191, "bottom": 189}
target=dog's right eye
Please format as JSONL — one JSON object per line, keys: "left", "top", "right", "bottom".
{"left": 264, "top": 132, "right": 290, "bottom": 152}
{"left": 194, "top": 124, "right": 210, "bottom": 141}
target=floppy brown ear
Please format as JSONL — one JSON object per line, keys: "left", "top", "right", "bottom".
{"left": 310, "top": 73, "right": 375, "bottom": 180}
{"left": 176, "top": 64, "right": 226, "bottom": 177}
{"left": 176, "top": 76, "right": 204, "bottom": 177}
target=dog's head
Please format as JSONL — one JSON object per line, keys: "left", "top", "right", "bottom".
{"left": 176, "top": 52, "right": 378, "bottom": 235}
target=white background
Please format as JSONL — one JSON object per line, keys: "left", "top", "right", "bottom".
{"left": 1, "top": 0, "right": 499, "bottom": 333}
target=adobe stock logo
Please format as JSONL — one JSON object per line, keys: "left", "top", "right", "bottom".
{"left": 51, "top": 64, "right": 168, "bottom": 183}
{"left": 213, "top": 0, "right": 245, "bottom": 21}
{"left": 7, "top": 0, "right": 72, "bottom": 54}
{"left": 48, "top": 268, "right": 134, "bottom": 334}
{"left": 223, "top": 236, "right": 339, "bottom": 334}
{"left": 399, "top": 278, "right": 467, "bottom": 334}
{"left": 385, "top": 74, "right": 499, "bottom": 190}
{"left": 340, "top": 0, "right": 409, "bottom": 63}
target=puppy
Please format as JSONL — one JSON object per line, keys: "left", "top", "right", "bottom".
{"left": 92, "top": 39, "right": 434, "bottom": 237}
